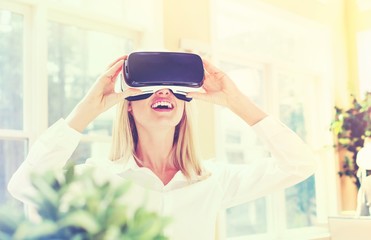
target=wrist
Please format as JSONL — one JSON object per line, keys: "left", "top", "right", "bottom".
{"left": 229, "top": 92, "right": 267, "bottom": 126}
{"left": 66, "top": 102, "right": 99, "bottom": 132}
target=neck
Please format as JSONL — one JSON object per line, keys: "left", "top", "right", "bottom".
{"left": 135, "top": 126, "right": 179, "bottom": 184}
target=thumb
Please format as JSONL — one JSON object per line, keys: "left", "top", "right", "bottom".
{"left": 123, "top": 88, "right": 143, "bottom": 99}
{"left": 105, "top": 92, "right": 127, "bottom": 108}
{"left": 107, "top": 88, "right": 142, "bottom": 105}
{"left": 187, "top": 91, "right": 228, "bottom": 107}
{"left": 186, "top": 92, "right": 211, "bottom": 102}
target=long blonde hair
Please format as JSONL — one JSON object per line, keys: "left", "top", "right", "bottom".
{"left": 110, "top": 100, "right": 203, "bottom": 179}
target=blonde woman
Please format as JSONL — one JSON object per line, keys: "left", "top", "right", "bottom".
{"left": 8, "top": 55, "right": 316, "bottom": 239}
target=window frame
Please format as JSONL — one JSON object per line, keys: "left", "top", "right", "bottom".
{"left": 0, "top": 1, "right": 32, "bottom": 204}
{"left": 0, "top": 0, "right": 146, "bottom": 201}
{"left": 213, "top": 51, "right": 333, "bottom": 240}
{"left": 211, "top": 1, "right": 338, "bottom": 239}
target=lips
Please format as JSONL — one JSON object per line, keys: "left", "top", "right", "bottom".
{"left": 151, "top": 98, "right": 174, "bottom": 111}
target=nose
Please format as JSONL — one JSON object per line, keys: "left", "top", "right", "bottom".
{"left": 155, "top": 88, "right": 171, "bottom": 96}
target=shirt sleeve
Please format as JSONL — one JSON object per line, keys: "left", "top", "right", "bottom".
{"left": 7, "top": 119, "right": 82, "bottom": 204}
{"left": 216, "top": 115, "right": 317, "bottom": 209}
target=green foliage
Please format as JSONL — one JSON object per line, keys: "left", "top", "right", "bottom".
{"left": 330, "top": 92, "right": 371, "bottom": 188}
{"left": 0, "top": 164, "right": 170, "bottom": 240}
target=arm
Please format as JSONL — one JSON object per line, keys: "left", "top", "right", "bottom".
{"left": 187, "top": 58, "right": 267, "bottom": 126}
{"left": 8, "top": 56, "right": 141, "bottom": 204}
{"left": 216, "top": 116, "right": 316, "bottom": 208}
{"left": 7, "top": 120, "right": 82, "bottom": 204}
{"left": 66, "top": 56, "right": 141, "bottom": 132}
{"left": 188, "top": 59, "right": 317, "bottom": 208}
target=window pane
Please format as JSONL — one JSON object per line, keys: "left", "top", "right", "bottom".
{"left": 47, "top": 0, "right": 126, "bottom": 18}
{"left": 277, "top": 72, "right": 317, "bottom": 228}
{"left": 285, "top": 176, "right": 316, "bottom": 228}
{"left": 47, "top": 21, "right": 134, "bottom": 135}
{"left": 68, "top": 141, "right": 111, "bottom": 165}
{"left": 0, "top": 10, "right": 23, "bottom": 130}
{"left": 47, "top": 0, "right": 157, "bottom": 29}
{"left": 0, "top": 139, "right": 27, "bottom": 204}
{"left": 217, "top": 62, "right": 269, "bottom": 237}
{"left": 226, "top": 198, "right": 267, "bottom": 237}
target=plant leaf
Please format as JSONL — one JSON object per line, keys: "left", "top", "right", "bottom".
{"left": 13, "top": 221, "right": 58, "bottom": 240}
{"left": 58, "top": 210, "right": 100, "bottom": 235}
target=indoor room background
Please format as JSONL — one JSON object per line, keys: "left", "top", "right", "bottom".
{"left": 1, "top": 0, "right": 371, "bottom": 239}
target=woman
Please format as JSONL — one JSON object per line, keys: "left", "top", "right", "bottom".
{"left": 8, "top": 55, "right": 316, "bottom": 239}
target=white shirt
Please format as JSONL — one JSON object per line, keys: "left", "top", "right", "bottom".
{"left": 8, "top": 116, "right": 316, "bottom": 240}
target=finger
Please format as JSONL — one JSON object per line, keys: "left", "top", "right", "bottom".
{"left": 105, "top": 88, "right": 142, "bottom": 107}
{"left": 122, "top": 88, "right": 143, "bottom": 99}
{"left": 107, "top": 59, "right": 125, "bottom": 77}
{"left": 202, "top": 58, "right": 221, "bottom": 75}
{"left": 100, "top": 60, "right": 125, "bottom": 86}
{"left": 186, "top": 91, "right": 210, "bottom": 102}
{"left": 203, "top": 69, "right": 211, "bottom": 79}
{"left": 106, "top": 92, "right": 126, "bottom": 106}
{"left": 107, "top": 55, "right": 127, "bottom": 69}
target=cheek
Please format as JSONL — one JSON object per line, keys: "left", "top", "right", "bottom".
{"left": 176, "top": 102, "right": 185, "bottom": 119}
{"left": 130, "top": 102, "right": 147, "bottom": 120}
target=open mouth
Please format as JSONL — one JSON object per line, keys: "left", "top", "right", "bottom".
{"left": 151, "top": 101, "right": 174, "bottom": 110}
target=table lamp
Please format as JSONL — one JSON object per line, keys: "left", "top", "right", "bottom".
{"left": 356, "top": 137, "right": 371, "bottom": 216}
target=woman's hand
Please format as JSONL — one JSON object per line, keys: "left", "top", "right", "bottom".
{"left": 66, "top": 56, "right": 141, "bottom": 132}
{"left": 186, "top": 58, "right": 240, "bottom": 108}
{"left": 187, "top": 58, "right": 267, "bottom": 126}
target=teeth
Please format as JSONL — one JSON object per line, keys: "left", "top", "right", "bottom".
{"left": 151, "top": 101, "right": 173, "bottom": 109}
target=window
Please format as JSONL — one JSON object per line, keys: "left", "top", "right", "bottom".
{"left": 0, "top": 6, "right": 27, "bottom": 205}
{"left": 357, "top": 30, "right": 371, "bottom": 95}
{"left": 47, "top": 21, "right": 135, "bottom": 162}
{"left": 0, "top": 0, "right": 158, "bottom": 204}
{"left": 213, "top": 1, "right": 334, "bottom": 239}
{"left": 276, "top": 71, "right": 318, "bottom": 229}
{"left": 214, "top": 60, "right": 270, "bottom": 238}
{"left": 0, "top": 10, "right": 23, "bottom": 130}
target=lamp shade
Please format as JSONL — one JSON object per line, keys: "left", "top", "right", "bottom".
{"left": 356, "top": 138, "right": 371, "bottom": 170}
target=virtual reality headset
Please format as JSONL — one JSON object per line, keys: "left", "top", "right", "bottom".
{"left": 115, "top": 51, "right": 204, "bottom": 102}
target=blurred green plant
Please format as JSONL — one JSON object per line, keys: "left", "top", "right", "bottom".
{"left": 331, "top": 92, "right": 371, "bottom": 188}
{"left": 0, "top": 164, "right": 170, "bottom": 240}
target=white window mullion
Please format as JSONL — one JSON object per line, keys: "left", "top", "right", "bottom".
{"left": 269, "top": 191, "right": 286, "bottom": 238}
{"left": 22, "top": 3, "right": 32, "bottom": 146}
{"left": 27, "top": 3, "right": 48, "bottom": 145}
{"left": 0, "top": 0, "right": 31, "bottom": 138}
{"left": 46, "top": 4, "right": 142, "bottom": 42}
{"left": 0, "top": 130, "right": 29, "bottom": 140}
{"left": 264, "top": 195, "right": 275, "bottom": 239}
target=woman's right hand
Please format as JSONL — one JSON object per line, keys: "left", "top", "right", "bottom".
{"left": 66, "top": 56, "right": 142, "bottom": 132}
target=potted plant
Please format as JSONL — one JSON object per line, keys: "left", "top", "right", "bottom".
{"left": 331, "top": 92, "right": 371, "bottom": 188}
{"left": 0, "top": 164, "right": 170, "bottom": 240}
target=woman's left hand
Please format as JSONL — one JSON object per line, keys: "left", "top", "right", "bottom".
{"left": 186, "top": 58, "right": 241, "bottom": 108}
{"left": 187, "top": 58, "right": 267, "bottom": 125}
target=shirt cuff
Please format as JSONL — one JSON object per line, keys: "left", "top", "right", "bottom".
{"left": 27, "top": 118, "right": 82, "bottom": 166}
{"left": 38, "top": 118, "right": 82, "bottom": 144}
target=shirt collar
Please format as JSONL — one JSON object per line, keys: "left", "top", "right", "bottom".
{"left": 122, "top": 156, "right": 141, "bottom": 172}
{"left": 111, "top": 156, "right": 210, "bottom": 186}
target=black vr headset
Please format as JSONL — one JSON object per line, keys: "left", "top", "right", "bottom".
{"left": 114, "top": 51, "right": 204, "bottom": 102}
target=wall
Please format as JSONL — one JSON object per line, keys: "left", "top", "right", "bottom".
{"left": 345, "top": 0, "right": 371, "bottom": 98}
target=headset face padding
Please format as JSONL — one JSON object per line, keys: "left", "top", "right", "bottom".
{"left": 125, "top": 91, "right": 192, "bottom": 102}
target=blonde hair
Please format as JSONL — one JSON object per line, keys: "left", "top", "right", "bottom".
{"left": 110, "top": 100, "right": 203, "bottom": 179}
